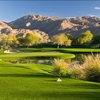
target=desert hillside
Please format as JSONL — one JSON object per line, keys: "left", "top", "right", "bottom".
{"left": 1, "top": 15, "right": 100, "bottom": 38}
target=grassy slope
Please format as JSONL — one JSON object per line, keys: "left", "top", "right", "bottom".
{"left": 0, "top": 61, "right": 100, "bottom": 100}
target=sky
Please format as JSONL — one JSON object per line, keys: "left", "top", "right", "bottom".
{"left": 0, "top": 1, "right": 100, "bottom": 22}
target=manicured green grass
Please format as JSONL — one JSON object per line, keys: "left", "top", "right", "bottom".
{"left": 0, "top": 50, "right": 4, "bottom": 54}
{"left": 17, "top": 47, "right": 100, "bottom": 53}
{"left": 0, "top": 52, "right": 75, "bottom": 60}
{"left": 0, "top": 61, "right": 100, "bottom": 100}
{"left": 61, "top": 48, "right": 100, "bottom": 53}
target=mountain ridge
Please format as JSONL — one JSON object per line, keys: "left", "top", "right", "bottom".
{"left": 1, "top": 14, "right": 100, "bottom": 38}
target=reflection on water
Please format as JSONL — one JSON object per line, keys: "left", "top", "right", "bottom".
{"left": 35, "top": 60, "right": 52, "bottom": 65}
{"left": 5, "top": 59, "right": 53, "bottom": 65}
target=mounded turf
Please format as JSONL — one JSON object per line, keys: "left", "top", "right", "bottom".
{"left": 0, "top": 61, "right": 100, "bottom": 100}
{"left": 0, "top": 52, "right": 75, "bottom": 60}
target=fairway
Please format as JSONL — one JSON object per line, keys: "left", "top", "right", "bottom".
{"left": 0, "top": 61, "right": 100, "bottom": 100}
{"left": 16, "top": 47, "right": 100, "bottom": 53}
{"left": 61, "top": 48, "right": 100, "bottom": 53}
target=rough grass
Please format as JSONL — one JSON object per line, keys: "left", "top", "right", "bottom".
{"left": 82, "top": 54, "right": 100, "bottom": 82}
{"left": 65, "top": 53, "right": 100, "bottom": 82}
{"left": 0, "top": 61, "right": 100, "bottom": 100}
{"left": 52, "top": 59, "right": 71, "bottom": 76}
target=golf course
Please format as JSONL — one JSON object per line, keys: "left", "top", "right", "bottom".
{"left": 1, "top": 1, "right": 100, "bottom": 100}
{"left": 0, "top": 47, "right": 100, "bottom": 100}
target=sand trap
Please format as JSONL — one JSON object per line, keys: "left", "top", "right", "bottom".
{"left": 4, "top": 50, "right": 20, "bottom": 53}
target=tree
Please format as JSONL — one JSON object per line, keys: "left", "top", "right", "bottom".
{"left": 66, "top": 33, "right": 74, "bottom": 40}
{"left": 92, "top": 34, "right": 100, "bottom": 44}
{"left": 51, "top": 33, "right": 72, "bottom": 48}
{"left": 23, "top": 32, "right": 41, "bottom": 47}
{"left": 0, "top": 33, "right": 18, "bottom": 49}
{"left": 7, "top": 33, "right": 18, "bottom": 47}
{"left": 77, "top": 30, "right": 93, "bottom": 44}
{"left": 91, "top": 34, "right": 100, "bottom": 48}
{"left": 64, "top": 39, "right": 72, "bottom": 46}
{"left": 0, "top": 34, "right": 9, "bottom": 49}
{"left": 18, "top": 37, "right": 26, "bottom": 46}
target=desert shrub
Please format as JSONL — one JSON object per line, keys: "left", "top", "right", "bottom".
{"left": 52, "top": 59, "right": 72, "bottom": 77}
{"left": 70, "top": 61, "right": 85, "bottom": 79}
{"left": 75, "top": 54, "right": 86, "bottom": 62}
{"left": 83, "top": 54, "right": 100, "bottom": 82}
{"left": 52, "top": 54, "right": 100, "bottom": 83}
{"left": 71, "top": 54, "right": 100, "bottom": 82}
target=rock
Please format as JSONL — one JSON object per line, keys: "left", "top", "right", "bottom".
{"left": 57, "top": 78, "right": 62, "bottom": 82}
{"left": 4, "top": 50, "right": 20, "bottom": 53}
{"left": 0, "top": 21, "right": 12, "bottom": 34}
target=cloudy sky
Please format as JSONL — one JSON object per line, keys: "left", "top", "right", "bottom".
{"left": 0, "top": 1, "right": 100, "bottom": 22}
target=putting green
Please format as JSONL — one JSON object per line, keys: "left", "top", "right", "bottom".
{"left": 0, "top": 52, "right": 75, "bottom": 60}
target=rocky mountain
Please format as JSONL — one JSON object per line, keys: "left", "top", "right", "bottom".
{"left": 0, "top": 21, "right": 12, "bottom": 34}
{"left": 0, "top": 21, "right": 49, "bottom": 43}
{"left": 13, "top": 29, "right": 49, "bottom": 43}
{"left": 1, "top": 14, "right": 100, "bottom": 39}
{"left": 7, "top": 15, "right": 100, "bottom": 37}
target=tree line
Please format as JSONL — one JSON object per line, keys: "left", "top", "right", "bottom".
{"left": 0, "top": 30, "right": 100, "bottom": 50}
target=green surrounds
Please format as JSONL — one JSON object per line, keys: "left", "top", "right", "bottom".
{"left": 1, "top": 47, "right": 100, "bottom": 61}
{"left": 0, "top": 61, "right": 100, "bottom": 100}
{"left": 1, "top": 48, "right": 100, "bottom": 61}
{"left": 0, "top": 50, "right": 4, "bottom": 54}
{"left": 16, "top": 47, "right": 100, "bottom": 53}
{"left": 60, "top": 48, "right": 100, "bottom": 53}
{"left": 0, "top": 52, "right": 75, "bottom": 60}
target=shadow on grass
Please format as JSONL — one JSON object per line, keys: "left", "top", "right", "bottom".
{"left": 14, "top": 65, "right": 31, "bottom": 69}
{"left": 0, "top": 64, "right": 31, "bottom": 70}
{"left": 71, "top": 82, "right": 100, "bottom": 89}
{"left": 44, "top": 79, "right": 57, "bottom": 82}
{"left": 38, "top": 91, "right": 100, "bottom": 99}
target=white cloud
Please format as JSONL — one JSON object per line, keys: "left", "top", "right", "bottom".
{"left": 67, "top": 17, "right": 75, "bottom": 18}
{"left": 94, "top": 7, "right": 100, "bottom": 10}
{"left": 88, "top": 14, "right": 97, "bottom": 17}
